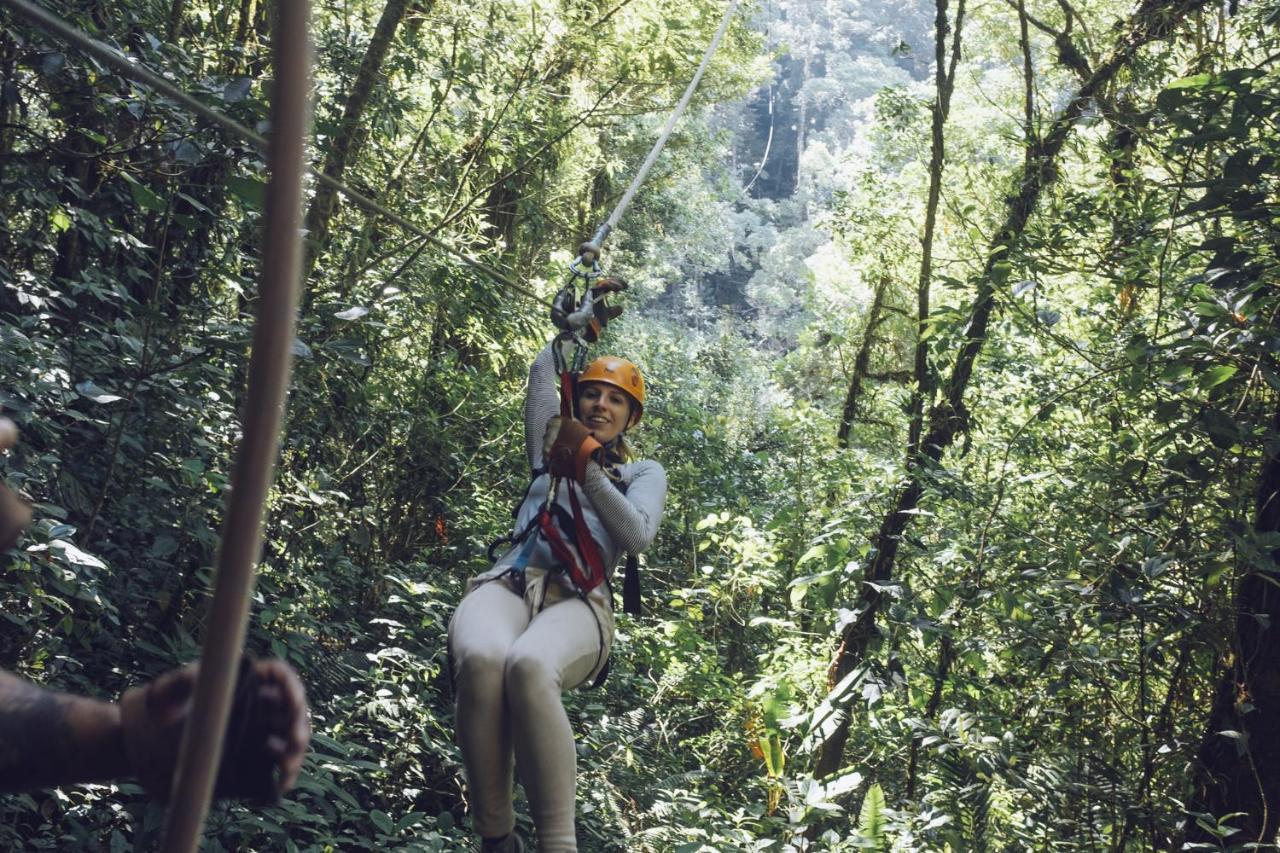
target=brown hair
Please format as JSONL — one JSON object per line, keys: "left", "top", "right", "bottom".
{"left": 609, "top": 434, "right": 633, "bottom": 464}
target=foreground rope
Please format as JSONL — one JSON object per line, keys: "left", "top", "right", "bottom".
{"left": 160, "top": 1, "right": 309, "bottom": 849}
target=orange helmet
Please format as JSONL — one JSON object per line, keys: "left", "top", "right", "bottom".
{"left": 578, "top": 356, "right": 646, "bottom": 422}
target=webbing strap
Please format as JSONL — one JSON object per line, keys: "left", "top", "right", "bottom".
{"left": 623, "top": 553, "right": 641, "bottom": 616}
{"left": 566, "top": 480, "right": 606, "bottom": 592}
{"left": 501, "top": 471, "right": 632, "bottom": 608}
{"left": 537, "top": 508, "right": 596, "bottom": 595}
{"left": 510, "top": 531, "right": 538, "bottom": 574}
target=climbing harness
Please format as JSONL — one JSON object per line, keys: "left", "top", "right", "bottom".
{"left": 488, "top": 334, "right": 610, "bottom": 604}
{"left": 483, "top": 464, "right": 622, "bottom": 687}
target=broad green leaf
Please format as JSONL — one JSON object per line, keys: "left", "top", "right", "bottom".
{"left": 369, "top": 810, "right": 394, "bottom": 834}
{"left": 49, "top": 540, "right": 106, "bottom": 569}
{"left": 122, "top": 174, "right": 166, "bottom": 212}
{"left": 859, "top": 782, "right": 886, "bottom": 847}
{"left": 75, "top": 380, "right": 123, "bottom": 403}
{"left": 1201, "top": 408, "right": 1242, "bottom": 449}
{"left": 227, "top": 175, "right": 267, "bottom": 208}
{"left": 48, "top": 207, "right": 72, "bottom": 232}
{"left": 990, "top": 261, "right": 1011, "bottom": 285}
{"left": 797, "top": 543, "right": 827, "bottom": 566}
{"left": 1197, "top": 365, "right": 1238, "bottom": 390}
{"left": 1165, "top": 72, "right": 1213, "bottom": 90}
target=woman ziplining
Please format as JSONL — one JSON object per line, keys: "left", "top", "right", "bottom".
{"left": 444, "top": 3, "right": 740, "bottom": 845}
{"left": 449, "top": 278, "right": 666, "bottom": 852}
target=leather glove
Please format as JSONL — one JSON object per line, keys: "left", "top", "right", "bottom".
{"left": 591, "top": 276, "right": 627, "bottom": 296}
{"left": 0, "top": 417, "right": 30, "bottom": 552}
{"left": 121, "top": 657, "right": 310, "bottom": 803}
{"left": 583, "top": 277, "right": 627, "bottom": 343}
{"left": 543, "top": 416, "right": 602, "bottom": 483}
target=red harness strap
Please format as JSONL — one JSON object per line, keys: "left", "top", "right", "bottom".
{"left": 560, "top": 370, "right": 575, "bottom": 418}
{"left": 541, "top": 369, "right": 608, "bottom": 596}
{"left": 567, "top": 479, "right": 607, "bottom": 592}
{"left": 535, "top": 491, "right": 606, "bottom": 596}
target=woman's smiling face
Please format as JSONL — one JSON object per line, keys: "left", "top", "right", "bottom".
{"left": 578, "top": 382, "right": 636, "bottom": 444}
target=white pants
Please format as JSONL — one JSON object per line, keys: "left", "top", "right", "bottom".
{"left": 448, "top": 570, "right": 613, "bottom": 852}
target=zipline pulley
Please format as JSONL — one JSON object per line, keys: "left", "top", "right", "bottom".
{"left": 550, "top": 239, "right": 604, "bottom": 333}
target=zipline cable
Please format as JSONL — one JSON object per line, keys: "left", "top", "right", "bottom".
{"left": 553, "top": 0, "right": 740, "bottom": 332}
{"left": 0, "top": 0, "right": 548, "bottom": 307}
{"left": 740, "top": 85, "right": 774, "bottom": 197}
{"left": 585, "top": 0, "right": 741, "bottom": 251}
{"left": 159, "top": 0, "right": 310, "bottom": 849}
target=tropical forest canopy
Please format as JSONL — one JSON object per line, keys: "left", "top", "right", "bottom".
{"left": 1, "top": 0, "right": 1279, "bottom": 848}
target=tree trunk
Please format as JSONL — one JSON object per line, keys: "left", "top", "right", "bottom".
{"left": 302, "top": 0, "right": 414, "bottom": 284}
{"left": 837, "top": 272, "right": 891, "bottom": 447}
{"left": 819, "top": 0, "right": 965, "bottom": 789}
{"left": 907, "top": 0, "right": 965, "bottom": 463}
{"left": 166, "top": 0, "right": 185, "bottom": 42}
{"left": 795, "top": 54, "right": 809, "bottom": 192}
{"left": 905, "top": 635, "right": 955, "bottom": 798}
{"left": 811, "top": 0, "right": 1214, "bottom": 782}
{"left": 1183, "top": 408, "right": 1280, "bottom": 846}
{"left": 232, "top": 0, "right": 260, "bottom": 49}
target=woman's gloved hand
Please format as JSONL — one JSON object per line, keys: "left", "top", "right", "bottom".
{"left": 559, "top": 277, "right": 627, "bottom": 342}
{"left": 121, "top": 657, "right": 310, "bottom": 803}
{"left": 583, "top": 277, "right": 627, "bottom": 343}
{"left": 543, "top": 416, "right": 602, "bottom": 483}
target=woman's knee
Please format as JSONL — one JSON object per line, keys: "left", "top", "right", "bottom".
{"left": 453, "top": 641, "right": 509, "bottom": 692}
{"left": 503, "top": 647, "right": 559, "bottom": 703}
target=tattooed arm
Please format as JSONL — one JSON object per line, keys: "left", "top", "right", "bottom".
{"left": 0, "top": 660, "right": 309, "bottom": 797}
{"left": 0, "top": 419, "right": 310, "bottom": 798}
{"left": 2, "top": 416, "right": 134, "bottom": 791}
{"left": 0, "top": 669, "right": 129, "bottom": 790}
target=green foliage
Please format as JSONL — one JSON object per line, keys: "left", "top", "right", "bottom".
{"left": 856, "top": 783, "right": 886, "bottom": 849}
{"left": 3, "top": 0, "right": 1280, "bottom": 849}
